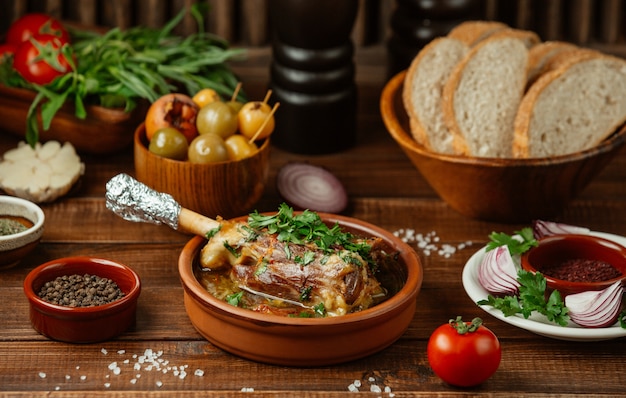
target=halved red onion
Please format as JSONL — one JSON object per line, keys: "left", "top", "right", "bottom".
{"left": 478, "top": 245, "right": 520, "bottom": 296}
{"left": 276, "top": 162, "right": 348, "bottom": 214}
{"left": 533, "top": 220, "right": 590, "bottom": 240}
{"left": 565, "top": 281, "right": 624, "bottom": 328}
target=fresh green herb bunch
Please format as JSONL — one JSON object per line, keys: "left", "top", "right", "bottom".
{"left": 247, "top": 203, "right": 373, "bottom": 266}
{"left": 0, "top": 3, "right": 245, "bottom": 147}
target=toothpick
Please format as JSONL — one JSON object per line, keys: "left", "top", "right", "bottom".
{"left": 248, "top": 102, "right": 280, "bottom": 144}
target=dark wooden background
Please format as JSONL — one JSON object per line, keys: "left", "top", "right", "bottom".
{"left": 0, "top": 0, "right": 624, "bottom": 56}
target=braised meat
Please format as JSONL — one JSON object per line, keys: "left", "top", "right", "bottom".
{"left": 198, "top": 216, "right": 388, "bottom": 317}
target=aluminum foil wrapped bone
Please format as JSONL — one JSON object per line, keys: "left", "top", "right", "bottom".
{"left": 105, "top": 173, "right": 181, "bottom": 230}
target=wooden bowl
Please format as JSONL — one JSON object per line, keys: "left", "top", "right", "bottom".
{"left": 380, "top": 71, "right": 626, "bottom": 223}
{"left": 521, "top": 234, "right": 626, "bottom": 296}
{"left": 134, "top": 124, "right": 271, "bottom": 220}
{"left": 23, "top": 256, "right": 141, "bottom": 343}
{"left": 0, "top": 195, "right": 45, "bottom": 270}
{"left": 0, "top": 84, "right": 145, "bottom": 155}
{"left": 178, "top": 213, "right": 423, "bottom": 366}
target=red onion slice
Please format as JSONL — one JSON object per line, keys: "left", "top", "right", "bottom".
{"left": 565, "top": 281, "right": 624, "bottom": 328}
{"left": 533, "top": 220, "right": 590, "bottom": 239}
{"left": 478, "top": 245, "right": 521, "bottom": 296}
{"left": 276, "top": 162, "right": 348, "bottom": 214}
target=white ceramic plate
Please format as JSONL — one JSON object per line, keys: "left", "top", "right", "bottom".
{"left": 462, "top": 231, "right": 626, "bottom": 342}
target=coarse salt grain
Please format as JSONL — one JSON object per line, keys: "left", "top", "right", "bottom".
{"left": 38, "top": 372, "right": 46, "bottom": 379}
{"left": 101, "top": 348, "right": 108, "bottom": 355}
{"left": 241, "top": 387, "right": 255, "bottom": 392}
{"left": 393, "top": 228, "right": 472, "bottom": 258}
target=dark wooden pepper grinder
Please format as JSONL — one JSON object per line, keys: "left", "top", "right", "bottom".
{"left": 387, "top": 0, "right": 484, "bottom": 76}
{"left": 268, "top": 0, "right": 358, "bottom": 154}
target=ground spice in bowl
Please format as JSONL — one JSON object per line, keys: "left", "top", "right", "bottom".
{"left": 37, "top": 274, "right": 125, "bottom": 307}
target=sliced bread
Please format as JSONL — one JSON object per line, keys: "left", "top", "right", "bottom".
{"left": 402, "top": 37, "right": 469, "bottom": 153}
{"left": 526, "top": 41, "right": 579, "bottom": 86}
{"left": 513, "top": 55, "right": 626, "bottom": 158}
{"left": 441, "top": 35, "right": 530, "bottom": 157}
{"left": 447, "top": 20, "right": 508, "bottom": 47}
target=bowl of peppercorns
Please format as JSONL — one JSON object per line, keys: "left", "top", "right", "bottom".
{"left": 23, "top": 256, "right": 141, "bottom": 343}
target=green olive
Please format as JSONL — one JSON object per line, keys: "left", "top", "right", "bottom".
{"left": 225, "top": 134, "right": 258, "bottom": 160}
{"left": 148, "top": 127, "right": 189, "bottom": 160}
{"left": 226, "top": 100, "right": 244, "bottom": 114}
{"left": 196, "top": 101, "right": 238, "bottom": 139}
{"left": 188, "top": 133, "right": 229, "bottom": 164}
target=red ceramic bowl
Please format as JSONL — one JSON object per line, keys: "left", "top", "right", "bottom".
{"left": 178, "top": 213, "right": 423, "bottom": 366}
{"left": 23, "top": 257, "right": 141, "bottom": 343}
{"left": 521, "top": 234, "right": 626, "bottom": 296}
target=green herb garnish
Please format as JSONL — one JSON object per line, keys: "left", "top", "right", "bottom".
{"left": 478, "top": 270, "right": 570, "bottom": 326}
{"left": 226, "top": 291, "right": 244, "bottom": 307}
{"left": 485, "top": 227, "right": 538, "bottom": 255}
{"left": 247, "top": 203, "right": 372, "bottom": 265}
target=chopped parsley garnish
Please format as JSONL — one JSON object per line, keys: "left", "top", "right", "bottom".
{"left": 247, "top": 203, "right": 372, "bottom": 265}
{"left": 295, "top": 251, "right": 315, "bottom": 266}
{"left": 485, "top": 227, "right": 537, "bottom": 255}
{"left": 254, "top": 259, "right": 268, "bottom": 276}
{"left": 226, "top": 291, "right": 244, "bottom": 307}
{"left": 478, "top": 270, "right": 570, "bottom": 326}
{"left": 206, "top": 225, "right": 221, "bottom": 239}
{"left": 223, "top": 241, "right": 240, "bottom": 258}
{"left": 299, "top": 286, "right": 312, "bottom": 301}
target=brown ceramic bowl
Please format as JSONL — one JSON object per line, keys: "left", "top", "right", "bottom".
{"left": 178, "top": 213, "right": 423, "bottom": 366}
{"left": 23, "top": 256, "right": 141, "bottom": 343}
{"left": 380, "top": 71, "right": 626, "bottom": 223}
{"left": 0, "top": 195, "right": 45, "bottom": 270}
{"left": 134, "top": 123, "right": 271, "bottom": 220}
{"left": 521, "top": 234, "right": 626, "bottom": 296}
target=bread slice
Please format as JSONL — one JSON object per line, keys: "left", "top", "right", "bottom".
{"left": 442, "top": 35, "right": 530, "bottom": 157}
{"left": 447, "top": 20, "right": 509, "bottom": 47}
{"left": 402, "top": 37, "right": 469, "bottom": 153}
{"left": 527, "top": 41, "right": 579, "bottom": 86}
{"left": 513, "top": 55, "right": 626, "bottom": 158}
{"left": 488, "top": 28, "right": 541, "bottom": 49}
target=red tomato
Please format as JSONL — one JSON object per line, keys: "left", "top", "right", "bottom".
{"left": 12, "top": 34, "right": 73, "bottom": 85}
{"left": 0, "top": 43, "right": 18, "bottom": 64}
{"left": 427, "top": 317, "right": 501, "bottom": 387}
{"left": 6, "top": 13, "right": 70, "bottom": 46}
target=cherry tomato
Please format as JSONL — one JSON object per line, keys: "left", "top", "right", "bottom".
{"left": 145, "top": 93, "right": 199, "bottom": 143}
{"left": 225, "top": 134, "right": 258, "bottom": 160}
{"left": 196, "top": 101, "right": 238, "bottom": 138}
{"left": 6, "top": 13, "right": 70, "bottom": 46}
{"left": 238, "top": 101, "right": 275, "bottom": 141}
{"left": 12, "top": 34, "right": 72, "bottom": 85}
{"left": 0, "top": 43, "right": 17, "bottom": 64}
{"left": 149, "top": 127, "right": 189, "bottom": 160}
{"left": 188, "top": 133, "right": 229, "bottom": 164}
{"left": 192, "top": 88, "right": 221, "bottom": 108}
{"left": 427, "top": 317, "right": 501, "bottom": 387}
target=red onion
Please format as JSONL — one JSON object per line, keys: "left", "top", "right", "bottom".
{"left": 276, "top": 162, "right": 348, "bottom": 214}
{"left": 532, "top": 220, "right": 590, "bottom": 240}
{"left": 478, "top": 245, "right": 520, "bottom": 296}
{"left": 565, "top": 281, "right": 624, "bottom": 328}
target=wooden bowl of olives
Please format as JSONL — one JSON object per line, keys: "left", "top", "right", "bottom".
{"left": 134, "top": 122, "right": 271, "bottom": 220}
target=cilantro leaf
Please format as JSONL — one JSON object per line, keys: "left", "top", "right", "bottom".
{"left": 477, "top": 270, "right": 569, "bottom": 326}
{"left": 486, "top": 227, "right": 538, "bottom": 255}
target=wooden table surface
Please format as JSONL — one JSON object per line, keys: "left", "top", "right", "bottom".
{"left": 2, "top": 47, "right": 626, "bottom": 397}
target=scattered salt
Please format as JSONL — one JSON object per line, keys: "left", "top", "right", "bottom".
{"left": 101, "top": 348, "right": 108, "bottom": 355}
{"left": 370, "top": 384, "right": 382, "bottom": 393}
{"left": 38, "top": 372, "right": 46, "bottom": 379}
{"left": 394, "top": 228, "right": 472, "bottom": 258}
{"left": 353, "top": 379, "right": 361, "bottom": 388}
{"left": 80, "top": 375, "right": 87, "bottom": 381}
{"left": 104, "top": 382, "right": 111, "bottom": 388}
{"left": 194, "top": 369, "right": 204, "bottom": 377}
{"left": 156, "top": 380, "right": 163, "bottom": 387}
{"left": 241, "top": 387, "right": 255, "bottom": 392}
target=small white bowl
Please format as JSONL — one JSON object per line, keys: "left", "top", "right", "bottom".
{"left": 0, "top": 195, "right": 45, "bottom": 270}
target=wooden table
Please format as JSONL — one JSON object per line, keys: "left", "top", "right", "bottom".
{"left": 2, "top": 47, "right": 626, "bottom": 397}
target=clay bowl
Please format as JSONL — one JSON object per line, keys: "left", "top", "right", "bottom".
{"left": 0, "top": 195, "right": 45, "bottom": 270}
{"left": 23, "top": 256, "right": 141, "bottom": 343}
{"left": 134, "top": 123, "right": 271, "bottom": 220}
{"left": 178, "top": 213, "right": 423, "bottom": 366}
{"left": 380, "top": 71, "right": 626, "bottom": 223}
{"left": 521, "top": 234, "right": 626, "bottom": 296}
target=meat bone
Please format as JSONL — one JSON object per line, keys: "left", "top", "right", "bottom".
{"left": 105, "top": 173, "right": 220, "bottom": 236}
{"left": 105, "top": 173, "right": 316, "bottom": 309}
